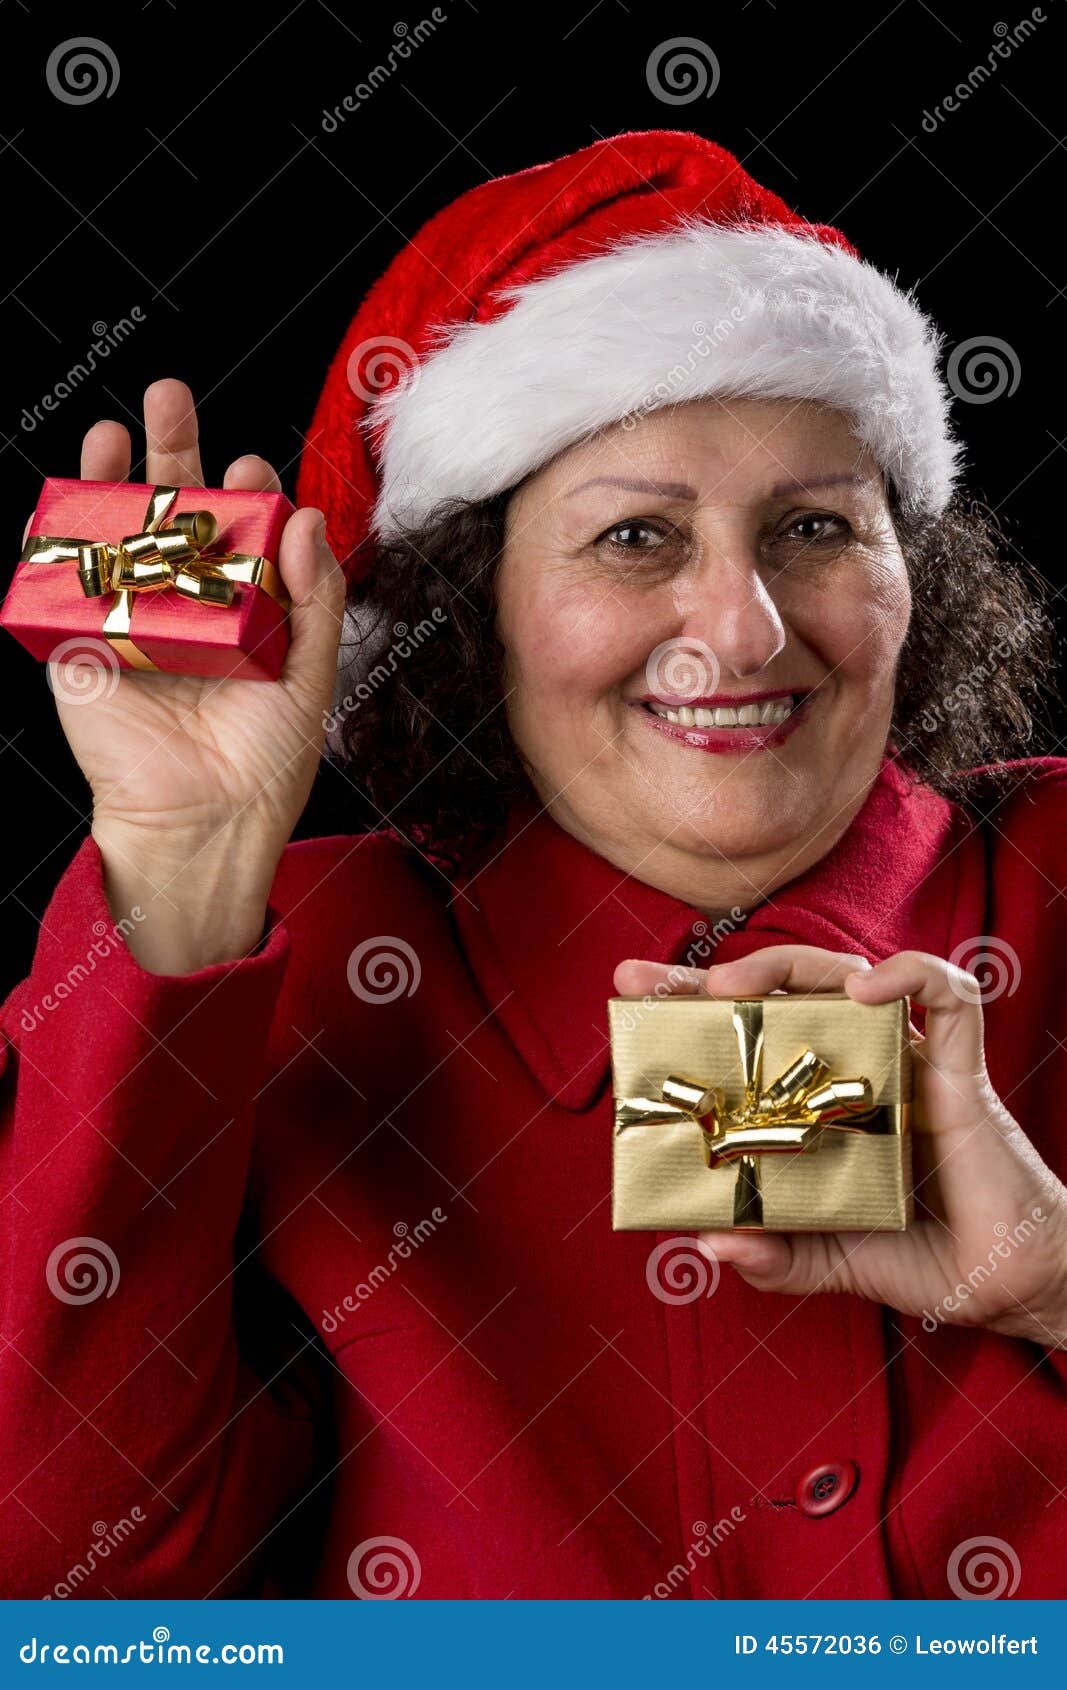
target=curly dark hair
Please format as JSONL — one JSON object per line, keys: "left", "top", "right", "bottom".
{"left": 324, "top": 486, "right": 1057, "bottom": 873}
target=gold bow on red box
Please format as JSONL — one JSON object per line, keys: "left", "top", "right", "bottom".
{"left": 19, "top": 484, "right": 288, "bottom": 671}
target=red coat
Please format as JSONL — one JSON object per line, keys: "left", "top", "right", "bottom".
{"left": 2, "top": 756, "right": 1066, "bottom": 1599}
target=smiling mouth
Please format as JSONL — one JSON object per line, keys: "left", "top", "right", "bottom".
{"left": 642, "top": 689, "right": 810, "bottom": 727}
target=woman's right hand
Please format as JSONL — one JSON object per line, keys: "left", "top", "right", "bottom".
{"left": 45, "top": 379, "right": 345, "bottom": 975}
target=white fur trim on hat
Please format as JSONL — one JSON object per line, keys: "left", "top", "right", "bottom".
{"left": 367, "top": 218, "right": 961, "bottom": 538}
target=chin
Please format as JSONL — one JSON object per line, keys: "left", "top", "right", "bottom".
{"left": 663, "top": 808, "right": 816, "bottom": 863}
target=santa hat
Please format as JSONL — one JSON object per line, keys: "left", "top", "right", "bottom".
{"left": 296, "top": 129, "right": 959, "bottom": 581}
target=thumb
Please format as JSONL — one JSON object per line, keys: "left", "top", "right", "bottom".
{"left": 278, "top": 507, "right": 345, "bottom": 698}
{"left": 697, "top": 1229, "right": 803, "bottom": 1293}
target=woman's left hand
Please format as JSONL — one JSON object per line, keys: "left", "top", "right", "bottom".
{"left": 614, "top": 946, "right": 1067, "bottom": 1348}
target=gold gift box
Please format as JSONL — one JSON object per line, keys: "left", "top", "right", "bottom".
{"left": 609, "top": 992, "right": 913, "bottom": 1232}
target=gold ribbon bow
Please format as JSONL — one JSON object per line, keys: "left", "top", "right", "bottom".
{"left": 617, "top": 999, "right": 878, "bottom": 1228}
{"left": 20, "top": 485, "right": 287, "bottom": 671}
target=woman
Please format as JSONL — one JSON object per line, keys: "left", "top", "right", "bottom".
{"left": 2, "top": 129, "right": 1066, "bottom": 1602}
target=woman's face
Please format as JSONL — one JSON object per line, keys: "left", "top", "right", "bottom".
{"left": 495, "top": 397, "right": 912, "bottom": 908}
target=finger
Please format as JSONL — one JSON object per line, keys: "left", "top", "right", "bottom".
{"left": 80, "top": 418, "right": 131, "bottom": 482}
{"left": 278, "top": 507, "right": 345, "bottom": 702}
{"left": 844, "top": 951, "right": 985, "bottom": 1082}
{"left": 143, "top": 378, "right": 204, "bottom": 488}
{"left": 613, "top": 958, "right": 707, "bottom": 996}
{"left": 223, "top": 453, "right": 282, "bottom": 493}
{"left": 696, "top": 1230, "right": 800, "bottom": 1292}
{"left": 614, "top": 946, "right": 873, "bottom": 1000}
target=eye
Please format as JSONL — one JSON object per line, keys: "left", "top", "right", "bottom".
{"left": 596, "top": 518, "right": 679, "bottom": 555}
{"left": 772, "top": 510, "right": 853, "bottom": 551}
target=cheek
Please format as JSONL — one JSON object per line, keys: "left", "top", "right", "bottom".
{"left": 500, "top": 567, "right": 664, "bottom": 702}
{"left": 791, "top": 558, "right": 911, "bottom": 691}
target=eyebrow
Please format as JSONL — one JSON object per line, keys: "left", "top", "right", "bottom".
{"left": 563, "top": 470, "right": 873, "bottom": 503}
{"left": 564, "top": 476, "right": 698, "bottom": 500}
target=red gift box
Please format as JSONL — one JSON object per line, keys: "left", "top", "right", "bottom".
{"left": 1, "top": 478, "right": 293, "bottom": 682}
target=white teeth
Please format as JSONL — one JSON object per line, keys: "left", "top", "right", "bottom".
{"left": 647, "top": 696, "right": 796, "bottom": 728}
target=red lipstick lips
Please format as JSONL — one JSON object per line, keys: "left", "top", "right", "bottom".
{"left": 636, "top": 689, "right": 813, "bottom": 755}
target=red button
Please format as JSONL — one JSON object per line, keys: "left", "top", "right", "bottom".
{"left": 795, "top": 1460, "right": 858, "bottom": 1516}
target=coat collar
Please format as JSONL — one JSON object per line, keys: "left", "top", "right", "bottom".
{"left": 451, "top": 757, "right": 971, "bottom": 1112}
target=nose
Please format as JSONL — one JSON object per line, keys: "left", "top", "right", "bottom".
{"left": 676, "top": 545, "right": 787, "bottom": 679}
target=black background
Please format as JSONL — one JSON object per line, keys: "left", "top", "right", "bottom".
{"left": 1, "top": 0, "right": 1064, "bottom": 994}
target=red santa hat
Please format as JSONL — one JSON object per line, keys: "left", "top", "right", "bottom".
{"left": 296, "top": 129, "right": 959, "bottom": 581}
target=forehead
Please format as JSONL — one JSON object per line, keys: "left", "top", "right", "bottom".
{"left": 529, "top": 396, "right": 878, "bottom": 503}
